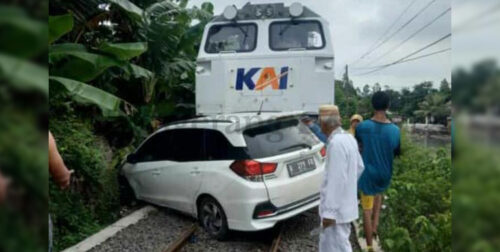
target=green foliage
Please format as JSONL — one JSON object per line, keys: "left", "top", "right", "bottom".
{"left": 108, "top": 0, "right": 144, "bottom": 21}
{"left": 48, "top": 14, "right": 73, "bottom": 44}
{"left": 453, "top": 60, "right": 499, "bottom": 113}
{"left": 0, "top": 4, "right": 48, "bottom": 252}
{"left": 453, "top": 127, "right": 500, "bottom": 251}
{"left": 378, "top": 133, "right": 451, "bottom": 252}
{"left": 0, "top": 5, "right": 47, "bottom": 58}
{"left": 49, "top": 115, "right": 120, "bottom": 251}
{"left": 99, "top": 42, "right": 148, "bottom": 61}
{"left": 48, "top": 1, "right": 214, "bottom": 249}
{"left": 50, "top": 76, "right": 127, "bottom": 116}
{"left": 0, "top": 53, "right": 48, "bottom": 94}
{"left": 415, "top": 92, "right": 451, "bottom": 124}
{"left": 337, "top": 67, "right": 451, "bottom": 125}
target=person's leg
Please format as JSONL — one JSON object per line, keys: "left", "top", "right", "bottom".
{"left": 319, "top": 225, "right": 335, "bottom": 252}
{"left": 372, "top": 194, "right": 383, "bottom": 237}
{"left": 360, "top": 192, "right": 374, "bottom": 249}
{"left": 321, "top": 223, "right": 352, "bottom": 252}
{"left": 363, "top": 210, "right": 373, "bottom": 247}
{"left": 338, "top": 223, "right": 353, "bottom": 252}
{"left": 49, "top": 214, "right": 53, "bottom": 252}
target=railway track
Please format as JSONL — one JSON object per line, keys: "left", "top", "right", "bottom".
{"left": 167, "top": 209, "right": 321, "bottom": 252}
{"left": 269, "top": 224, "right": 285, "bottom": 252}
{"left": 87, "top": 206, "right": 344, "bottom": 252}
{"left": 164, "top": 222, "right": 285, "bottom": 252}
{"left": 163, "top": 224, "right": 198, "bottom": 252}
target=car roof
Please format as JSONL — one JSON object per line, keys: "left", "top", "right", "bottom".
{"left": 133, "top": 111, "right": 309, "bottom": 151}
{"left": 148, "top": 111, "right": 305, "bottom": 147}
{"left": 160, "top": 111, "right": 306, "bottom": 131}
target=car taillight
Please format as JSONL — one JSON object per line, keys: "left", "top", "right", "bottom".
{"left": 253, "top": 201, "right": 278, "bottom": 219}
{"left": 320, "top": 146, "right": 327, "bottom": 157}
{"left": 230, "top": 160, "right": 277, "bottom": 181}
{"left": 257, "top": 210, "right": 276, "bottom": 218}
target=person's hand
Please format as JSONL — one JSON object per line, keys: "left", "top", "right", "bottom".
{"left": 0, "top": 173, "right": 10, "bottom": 203}
{"left": 54, "top": 169, "right": 73, "bottom": 189}
{"left": 322, "top": 218, "right": 336, "bottom": 229}
{"left": 301, "top": 117, "right": 313, "bottom": 126}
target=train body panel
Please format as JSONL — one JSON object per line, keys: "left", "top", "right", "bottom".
{"left": 196, "top": 3, "right": 335, "bottom": 115}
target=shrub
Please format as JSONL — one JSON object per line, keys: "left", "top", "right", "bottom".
{"left": 378, "top": 133, "right": 451, "bottom": 252}
{"left": 49, "top": 115, "right": 120, "bottom": 251}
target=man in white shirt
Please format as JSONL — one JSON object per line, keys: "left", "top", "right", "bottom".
{"left": 318, "top": 105, "right": 365, "bottom": 252}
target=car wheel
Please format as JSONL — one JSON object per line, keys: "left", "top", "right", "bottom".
{"left": 198, "top": 197, "right": 229, "bottom": 240}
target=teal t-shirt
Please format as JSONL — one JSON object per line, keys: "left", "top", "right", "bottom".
{"left": 356, "top": 119, "right": 400, "bottom": 195}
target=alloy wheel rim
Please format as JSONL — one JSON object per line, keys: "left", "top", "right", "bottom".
{"left": 202, "top": 202, "right": 222, "bottom": 234}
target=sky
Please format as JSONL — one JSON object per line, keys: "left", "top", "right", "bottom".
{"left": 187, "top": 0, "right": 452, "bottom": 90}
{"left": 452, "top": 0, "right": 500, "bottom": 70}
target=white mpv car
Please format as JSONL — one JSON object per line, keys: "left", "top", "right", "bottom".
{"left": 122, "top": 112, "right": 325, "bottom": 239}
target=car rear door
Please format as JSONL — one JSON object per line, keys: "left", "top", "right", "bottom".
{"left": 154, "top": 129, "right": 205, "bottom": 214}
{"left": 243, "top": 118, "right": 325, "bottom": 208}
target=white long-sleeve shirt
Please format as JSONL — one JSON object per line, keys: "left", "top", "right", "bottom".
{"left": 319, "top": 128, "right": 365, "bottom": 223}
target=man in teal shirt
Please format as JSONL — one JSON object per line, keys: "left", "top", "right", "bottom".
{"left": 356, "top": 91, "right": 401, "bottom": 251}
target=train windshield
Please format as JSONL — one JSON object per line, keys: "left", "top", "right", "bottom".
{"left": 205, "top": 23, "right": 257, "bottom": 53}
{"left": 269, "top": 20, "right": 324, "bottom": 50}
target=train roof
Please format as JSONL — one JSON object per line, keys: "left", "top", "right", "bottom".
{"left": 211, "top": 2, "right": 320, "bottom": 22}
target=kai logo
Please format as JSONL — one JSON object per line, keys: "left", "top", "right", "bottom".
{"left": 235, "top": 67, "right": 289, "bottom": 90}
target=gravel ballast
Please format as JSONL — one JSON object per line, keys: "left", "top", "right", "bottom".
{"left": 89, "top": 208, "right": 194, "bottom": 252}
{"left": 88, "top": 205, "right": 361, "bottom": 252}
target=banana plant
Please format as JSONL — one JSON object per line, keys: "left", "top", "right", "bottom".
{"left": 49, "top": 12, "right": 154, "bottom": 116}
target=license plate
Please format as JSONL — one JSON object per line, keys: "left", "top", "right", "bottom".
{"left": 287, "top": 157, "right": 316, "bottom": 177}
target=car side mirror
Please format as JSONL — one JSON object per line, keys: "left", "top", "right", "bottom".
{"left": 126, "top": 154, "right": 138, "bottom": 164}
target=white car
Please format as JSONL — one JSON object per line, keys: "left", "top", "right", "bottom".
{"left": 121, "top": 111, "right": 325, "bottom": 239}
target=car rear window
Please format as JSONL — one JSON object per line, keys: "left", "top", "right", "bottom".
{"left": 243, "top": 118, "right": 320, "bottom": 158}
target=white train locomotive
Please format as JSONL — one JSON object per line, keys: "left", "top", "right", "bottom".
{"left": 195, "top": 2, "right": 335, "bottom": 115}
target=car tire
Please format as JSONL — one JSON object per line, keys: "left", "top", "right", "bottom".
{"left": 198, "top": 197, "right": 229, "bottom": 240}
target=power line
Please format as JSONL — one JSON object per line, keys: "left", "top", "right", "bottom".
{"left": 352, "top": 0, "right": 438, "bottom": 66}
{"left": 350, "top": 0, "right": 418, "bottom": 66}
{"left": 453, "top": 2, "right": 500, "bottom": 33}
{"left": 359, "top": 7, "right": 451, "bottom": 69}
{"left": 398, "top": 47, "right": 450, "bottom": 64}
{"left": 353, "top": 33, "right": 451, "bottom": 76}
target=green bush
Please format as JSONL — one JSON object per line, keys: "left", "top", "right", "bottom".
{"left": 49, "top": 115, "right": 120, "bottom": 251}
{"left": 453, "top": 126, "right": 500, "bottom": 251}
{"left": 378, "top": 133, "right": 451, "bottom": 252}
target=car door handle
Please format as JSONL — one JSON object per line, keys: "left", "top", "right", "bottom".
{"left": 152, "top": 169, "right": 161, "bottom": 176}
{"left": 190, "top": 167, "right": 200, "bottom": 175}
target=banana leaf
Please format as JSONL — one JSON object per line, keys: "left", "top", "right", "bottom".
{"left": 48, "top": 14, "right": 73, "bottom": 44}
{"left": 50, "top": 76, "right": 128, "bottom": 116}
{"left": 99, "top": 42, "right": 148, "bottom": 61}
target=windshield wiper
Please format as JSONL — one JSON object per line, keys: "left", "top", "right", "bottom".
{"left": 279, "top": 23, "right": 292, "bottom": 36}
{"left": 279, "top": 143, "right": 312, "bottom": 152}
{"left": 233, "top": 23, "right": 248, "bottom": 38}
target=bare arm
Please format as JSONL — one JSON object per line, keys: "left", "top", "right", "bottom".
{"left": 0, "top": 172, "right": 9, "bottom": 204}
{"left": 49, "top": 131, "right": 71, "bottom": 189}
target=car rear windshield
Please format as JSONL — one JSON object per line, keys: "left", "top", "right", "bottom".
{"left": 205, "top": 23, "right": 257, "bottom": 53}
{"left": 243, "top": 118, "right": 320, "bottom": 158}
{"left": 269, "top": 20, "right": 324, "bottom": 50}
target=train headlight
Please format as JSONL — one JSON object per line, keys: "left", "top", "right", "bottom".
{"left": 289, "top": 2, "right": 304, "bottom": 18}
{"left": 223, "top": 5, "right": 238, "bottom": 20}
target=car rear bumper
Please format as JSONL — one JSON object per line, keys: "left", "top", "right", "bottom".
{"left": 227, "top": 193, "right": 320, "bottom": 231}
